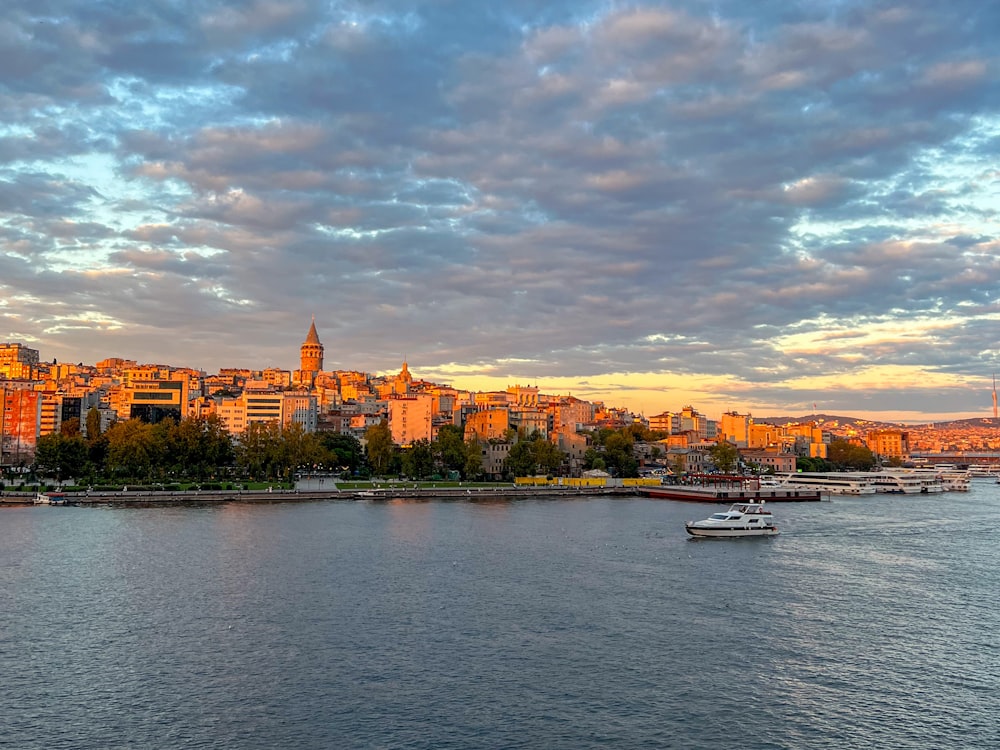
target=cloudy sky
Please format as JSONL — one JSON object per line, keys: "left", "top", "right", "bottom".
{"left": 1, "top": 1, "right": 998, "bottom": 422}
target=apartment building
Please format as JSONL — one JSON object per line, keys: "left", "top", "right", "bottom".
{"left": 388, "top": 394, "right": 433, "bottom": 446}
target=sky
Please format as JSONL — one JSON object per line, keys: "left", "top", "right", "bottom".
{"left": 1, "top": 1, "right": 998, "bottom": 423}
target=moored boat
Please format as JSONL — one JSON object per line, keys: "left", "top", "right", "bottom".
{"left": 34, "top": 492, "right": 67, "bottom": 505}
{"left": 775, "top": 472, "right": 877, "bottom": 496}
{"left": 685, "top": 501, "right": 778, "bottom": 538}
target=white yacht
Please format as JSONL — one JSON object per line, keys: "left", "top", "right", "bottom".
{"left": 776, "top": 472, "right": 877, "bottom": 496}
{"left": 685, "top": 501, "right": 779, "bottom": 538}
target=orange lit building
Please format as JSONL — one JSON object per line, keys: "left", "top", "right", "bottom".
{"left": 1, "top": 388, "right": 41, "bottom": 466}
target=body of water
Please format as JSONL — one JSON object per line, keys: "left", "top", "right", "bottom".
{"left": 3, "top": 483, "right": 999, "bottom": 748}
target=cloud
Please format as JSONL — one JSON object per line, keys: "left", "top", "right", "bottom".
{"left": 1, "top": 0, "right": 998, "bottom": 420}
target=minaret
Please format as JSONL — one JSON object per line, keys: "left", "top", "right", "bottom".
{"left": 993, "top": 373, "right": 997, "bottom": 419}
{"left": 300, "top": 316, "right": 324, "bottom": 382}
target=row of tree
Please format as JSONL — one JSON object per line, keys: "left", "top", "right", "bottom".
{"left": 22, "top": 406, "right": 881, "bottom": 486}
{"left": 27, "top": 412, "right": 514, "bottom": 483}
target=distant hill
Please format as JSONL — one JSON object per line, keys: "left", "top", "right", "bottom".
{"left": 756, "top": 415, "right": 1000, "bottom": 431}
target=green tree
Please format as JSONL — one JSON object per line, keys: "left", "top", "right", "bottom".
{"left": 503, "top": 433, "right": 567, "bottom": 479}
{"left": 532, "top": 438, "right": 564, "bottom": 476}
{"left": 34, "top": 433, "right": 89, "bottom": 482}
{"left": 365, "top": 420, "right": 395, "bottom": 477}
{"left": 708, "top": 441, "right": 740, "bottom": 474}
{"left": 602, "top": 431, "right": 639, "bottom": 477}
{"left": 104, "top": 419, "right": 157, "bottom": 480}
{"left": 401, "top": 439, "right": 435, "bottom": 479}
{"left": 434, "top": 424, "right": 468, "bottom": 477}
{"left": 236, "top": 421, "right": 284, "bottom": 481}
{"left": 827, "top": 439, "right": 875, "bottom": 471}
{"left": 85, "top": 407, "right": 102, "bottom": 441}
{"left": 504, "top": 439, "right": 536, "bottom": 478}
{"left": 463, "top": 438, "right": 483, "bottom": 480}
{"left": 318, "top": 432, "right": 364, "bottom": 474}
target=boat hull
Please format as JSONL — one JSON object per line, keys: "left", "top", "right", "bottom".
{"left": 685, "top": 524, "right": 779, "bottom": 538}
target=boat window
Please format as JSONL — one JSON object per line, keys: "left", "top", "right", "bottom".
{"left": 709, "top": 513, "right": 729, "bottom": 520}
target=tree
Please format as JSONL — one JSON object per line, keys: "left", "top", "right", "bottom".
{"left": 434, "top": 424, "right": 468, "bottom": 477}
{"left": 532, "top": 438, "right": 564, "bottom": 476}
{"left": 504, "top": 439, "right": 536, "bottom": 478}
{"left": 85, "top": 407, "right": 102, "bottom": 441}
{"left": 34, "top": 433, "right": 89, "bottom": 482}
{"left": 708, "top": 441, "right": 739, "bottom": 474}
{"left": 602, "top": 431, "right": 639, "bottom": 477}
{"left": 236, "top": 421, "right": 284, "bottom": 481}
{"left": 503, "top": 432, "right": 567, "bottom": 479}
{"left": 318, "top": 432, "right": 364, "bottom": 474}
{"left": 463, "top": 438, "right": 483, "bottom": 480}
{"left": 104, "top": 419, "right": 157, "bottom": 480}
{"left": 60, "top": 417, "right": 81, "bottom": 438}
{"left": 401, "top": 439, "right": 435, "bottom": 479}
{"left": 827, "top": 439, "right": 875, "bottom": 471}
{"left": 365, "top": 420, "right": 395, "bottom": 477}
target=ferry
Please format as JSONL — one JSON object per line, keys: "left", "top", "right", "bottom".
{"left": 967, "top": 465, "right": 1000, "bottom": 479}
{"left": 869, "top": 471, "right": 930, "bottom": 494}
{"left": 685, "top": 501, "right": 779, "bottom": 538}
{"left": 776, "top": 472, "right": 877, "bottom": 496}
{"left": 932, "top": 469, "right": 970, "bottom": 492}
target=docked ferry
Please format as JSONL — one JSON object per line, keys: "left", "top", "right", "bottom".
{"left": 776, "top": 472, "right": 877, "bottom": 496}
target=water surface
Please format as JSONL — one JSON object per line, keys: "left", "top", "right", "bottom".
{"left": 3, "top": 485, "right": 998, "bottom": 748}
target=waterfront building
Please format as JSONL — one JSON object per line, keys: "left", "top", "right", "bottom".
{"left": 740, "top": 449, "right": 797, "bottom": 474}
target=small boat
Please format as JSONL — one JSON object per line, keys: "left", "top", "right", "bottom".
{"left": 34, "top": 492, "right": 67, "bottom": 506}
{"left": 685, "top": 501, "right": 778, "bottom": 538}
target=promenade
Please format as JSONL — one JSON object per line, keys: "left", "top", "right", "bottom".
{"left": 1, "top": 484, "right": 637, "bottom": 506}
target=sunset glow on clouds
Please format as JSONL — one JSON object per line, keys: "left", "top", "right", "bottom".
{"left": 1, "top": 1, "right": 998, "bottom": 421}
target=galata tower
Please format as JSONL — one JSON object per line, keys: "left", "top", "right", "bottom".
{"left": 300, "top": 316, "right": 324, "bottom": 376}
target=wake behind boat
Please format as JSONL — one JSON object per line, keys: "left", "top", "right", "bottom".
{"left": 685, "top": 501, "right": 779, "bottom": 538}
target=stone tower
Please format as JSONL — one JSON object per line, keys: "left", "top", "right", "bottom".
{"left": 300, "top": 316, "right": 324, "bottom": 377}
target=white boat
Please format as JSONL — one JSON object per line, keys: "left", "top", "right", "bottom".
{"left": 869, "top": 471, "right": 928, "bottom": 494}
{"left": 967, "top": 465, "right": 1000, "bottom": 479}
{"left": 34, "top": 492, "right": 67, "bottom": 505}
{"left": 685, "top": 501, "right": 779, "bottom": 538}
{"left": 935, "top": 470, "right": 971, "bottom": 492}
{"left": 776, "top": 472, "right": 877, "bottom": 496}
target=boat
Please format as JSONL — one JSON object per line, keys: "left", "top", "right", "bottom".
{"left": 934, "top": 469, "right": 971, "bottom": 492}
{"left": 869, "top": 471, "right": 929, "bottom": 494}
{"left": 34, "top": 492, "right": 67, "bottom": 505}
{"left": 685, "top": 501, "right": 779, "bottom": 538}
{"left": 967, "top": 465, "right": 1000, "bottom": 479}
{"left": 775, "top": 472, "right": 877, "bottom": 496}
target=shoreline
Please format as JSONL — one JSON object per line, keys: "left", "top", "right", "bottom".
{"left": 1, "top": 485, "right": 639, "bottom": 506}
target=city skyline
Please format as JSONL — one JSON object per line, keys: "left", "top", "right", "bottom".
{"left": 2, "top": 1, "right": 998, "bottom": 423}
